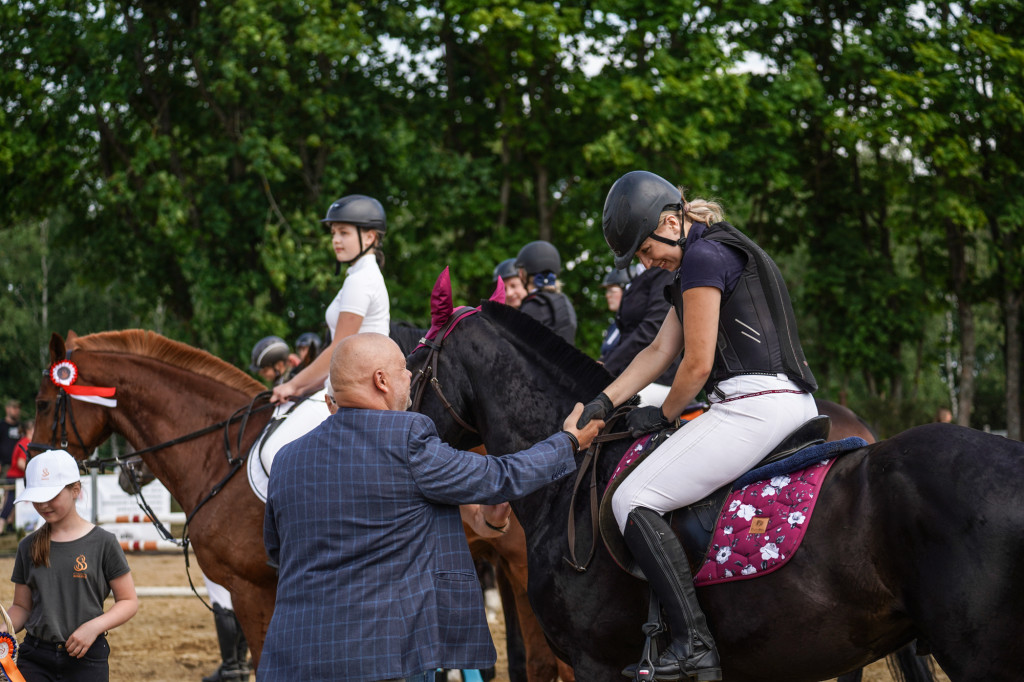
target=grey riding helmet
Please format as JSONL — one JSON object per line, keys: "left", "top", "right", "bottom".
{"left": 602, "top": 266, "right": 634, "bottom": 288}
{"left": 492, "top": 258, "right": 518, "bottom": 282}
{"left": 320, "top": 194, "right": 387, "bottom": 233}
{"left": 294, "top": 332, "right": 322, "bottom": 358}
{"left": 602, "top": 171, "right": 682, "bottom": 269}
{"left": 250, "top": 336, "right": 290, "bottom": 372}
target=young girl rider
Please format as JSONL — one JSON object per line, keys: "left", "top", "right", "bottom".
{"left": 5, "top": 449, "right": 138, "bottom": 681}
{"left": 575, "top": 171, "right": 818, "bottom": 681}
{"left": 271, "top": 194, "right": 391, "bottom": 404}
{"left": 492, "top": 258, "right": 527, "bottom": 309}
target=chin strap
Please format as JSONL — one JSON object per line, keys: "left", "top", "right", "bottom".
{"left": 648, "top": 232, "right": 686, "bottom": 248}
{"left": 336, "top": 233, "right": 376, "bottom": 274}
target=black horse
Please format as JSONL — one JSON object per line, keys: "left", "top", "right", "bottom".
{"left": 409, "top": 297, "right": 1024, "bottom": 681}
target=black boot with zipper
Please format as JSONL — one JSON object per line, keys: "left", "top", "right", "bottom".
{"left": 621, "top": 507, "right": 722, "bottom": 682}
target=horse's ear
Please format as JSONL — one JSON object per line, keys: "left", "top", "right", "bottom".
{"left": 430, "top": 267, "right": 454, "bottom": 329}
{"left": 489, "top": 277, "right": 507, "bottom": 305}
{"left": 66, "top": 330, "right": 78, "bottom": 343}
{"left": 49, "top": 333, "right": 66, "bottom": 363}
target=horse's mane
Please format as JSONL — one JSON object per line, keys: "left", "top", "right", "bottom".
{"left": 479, "top": 301, "right": 611, "bottom": 400}
{"left": 391, "top": 320, "right": 427, "bottom": 357}
{"left": 71, "top": 330, "right": 267, "bottom": 396}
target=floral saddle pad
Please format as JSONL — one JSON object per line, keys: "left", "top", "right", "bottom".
{"left": 599, "top": 433, "right": 868, "bottom": 585}
{"left": 691, "top": 455, "right": 836, "bottom": 586}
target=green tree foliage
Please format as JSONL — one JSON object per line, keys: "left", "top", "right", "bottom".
{"left": 1, "top": 0, "right": 1020, "bottom": 436}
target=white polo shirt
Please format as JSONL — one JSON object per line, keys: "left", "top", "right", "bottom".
{"left": 325, "top": 253, "right": 391, "bottom": 340}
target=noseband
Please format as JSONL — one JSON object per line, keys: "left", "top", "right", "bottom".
{"left": 409, "top": 306, "right": 479, "bottom": 435}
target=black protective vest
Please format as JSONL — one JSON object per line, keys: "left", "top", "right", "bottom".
{"left": 520, "top": 291, "right": 578, "bottom": 345}
{"left": 667, "top": 222, "right": 817, "bottom": 393}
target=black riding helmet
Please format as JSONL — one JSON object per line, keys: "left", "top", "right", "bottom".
{"left": 492, "top": 258, "right": 518, "bottom": 282}
{"left": 320, "top": 194, "right": 387, "bottom": 233}
{"left": 515, "top": 241, "right": 562, "bottom": 277}
{"left": 602, "top": 266, "right": 634, "bottom": 288}
{"left": 250, "top": 336, "right": 290, "bottom": 373}
{"left": 602, "top": 171, "right": 683, "bottom": 269}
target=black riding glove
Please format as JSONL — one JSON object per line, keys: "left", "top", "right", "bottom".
{"left": 577, "top": 392, "right": 613, "bottom": 429}
{"left": 626, "top": 405, "right": 671, "bottom": 437}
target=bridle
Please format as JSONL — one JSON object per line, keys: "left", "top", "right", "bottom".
{"left": 31, "top": 347, "right": 278, "bottom": 610}
{"left": 33, "top": 360, "right": 276, "bottom": 472}
{"left": 409, "top": 305, "right": 480, "bottom": 436}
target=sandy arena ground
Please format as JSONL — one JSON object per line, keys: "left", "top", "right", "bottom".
{"left": 0, "top": 553, "right": 947, "bottom": 681}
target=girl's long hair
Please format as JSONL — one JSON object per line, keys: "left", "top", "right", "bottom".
{"left": 30, "top": 482, "right": 81, "bottom": 567}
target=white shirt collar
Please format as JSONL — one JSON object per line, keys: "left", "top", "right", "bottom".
{"left": 345, "top": 252, "right": 377, "bottom": 275}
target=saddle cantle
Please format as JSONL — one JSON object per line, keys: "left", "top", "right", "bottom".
{"left": 599, "top": 415, "right": 832, "bottom": 579}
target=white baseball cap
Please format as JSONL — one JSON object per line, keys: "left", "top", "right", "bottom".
{"left": 15, "top": 450, "right": 82, "bottom": 504}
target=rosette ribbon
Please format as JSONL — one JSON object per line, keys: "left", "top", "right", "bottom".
{"left": 0, "top": 607, "right": 26, "bottom": 682}
{"left": 49, "top": 360, "right": 117, "bottom": 408}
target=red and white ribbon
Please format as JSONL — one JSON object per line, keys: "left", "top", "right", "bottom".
{"left": 49, "top": 361, "right": 118, "bottom": 408}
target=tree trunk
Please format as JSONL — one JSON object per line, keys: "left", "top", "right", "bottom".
{"left": 39, "top": 218, "right": 50, "bottom": 368}
{"left": 1005, "top": 289, "right": 1022, "bottom": 440}
{"left": 956, "top": 301, "right": 976, "bottom": 428}
{"left": 945, "top": 218, "right": 975, "bottom": 426}
{"left": 536, "top": 163, "right": 551, "bottom": 243}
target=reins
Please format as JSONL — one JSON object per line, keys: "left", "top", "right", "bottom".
{"left": 563, "top": 405, "right": 637, "bottom": 572}
{"left": 407, "top": 304, "right": 638, "bottom": 574}
{"left": 31, "top": 392, "right": 277, "bottom": 466}
{"left": 35, "top": 362, "right": 281, "bottom": 610}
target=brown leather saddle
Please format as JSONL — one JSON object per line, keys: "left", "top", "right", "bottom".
{"left": 598, "top": 415, "right": 832, "bottom": 579}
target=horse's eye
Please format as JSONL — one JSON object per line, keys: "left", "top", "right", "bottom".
{"left": 36, "top": 399, "right": 49, "bottom": 412}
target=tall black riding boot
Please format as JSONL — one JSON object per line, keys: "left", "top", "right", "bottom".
{"left": 202, "top": 604, "right": 246, "bottom": 682}
{"left": 235, "top": 615, "right": 251, "bottom": 681}
{"left": 622, "top": 507, "right": 722, "bottom": 682}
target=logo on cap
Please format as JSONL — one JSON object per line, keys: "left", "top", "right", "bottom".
{"left": 40, "top": 467, "right": 51, "bottom": 481}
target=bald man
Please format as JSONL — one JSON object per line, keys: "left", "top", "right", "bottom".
{"left": 260, "top": 333, "right": 602, "bottom": 682}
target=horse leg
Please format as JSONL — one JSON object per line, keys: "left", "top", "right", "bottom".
{"left": 885, "top": 645, "right": 935, "bottom": 682}
{"left": 495, "top": 561, "right": 528, "bottom": 682}
{"left": 494, "top": 517, "right": 566, "bottom": 682}
{"left": 565, "top": 654, "right": 627, "bottom": 682}
{"left": 837, "top": 644, "right": 935, "bottom": 682}
{"left": 226, "top": 578, "right": 277, "bottom": 669}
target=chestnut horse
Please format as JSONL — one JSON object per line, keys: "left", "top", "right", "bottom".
{"left": 31, "top": 329, "right": 557, "bottom": 679}
{"left": 33, "top": 331, "right": 278, "bottom": 664}
{"left": 408, "top": 296, "right": 1024, "bottom": 681}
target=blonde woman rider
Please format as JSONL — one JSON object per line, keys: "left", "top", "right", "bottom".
{"left": 575, "top": 171, "right": 818, "bottom": 681}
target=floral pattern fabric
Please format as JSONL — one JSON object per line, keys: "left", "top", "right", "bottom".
{"left": 693, "top": 458, "right": 836, "bottom": 586}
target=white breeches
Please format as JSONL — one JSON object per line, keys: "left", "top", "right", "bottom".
{"left": 613, "top": 373, "right": 818, "bottom": 533}
{"left": 202, "top": 573, "right": 234, "bottom": 610}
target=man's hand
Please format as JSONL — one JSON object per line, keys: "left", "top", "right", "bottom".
{"left": 564, "top": 402, "right": 605, "bottom": 451}
{"left": 626, "top": 405, "right": 671, "bottom": 437}
{"left": 576, "top": 392, "right": 613, "bottom": 429}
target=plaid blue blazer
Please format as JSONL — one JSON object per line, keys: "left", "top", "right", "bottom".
{"left": 258, "top": 408, "right": 575, "bottom": 681}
